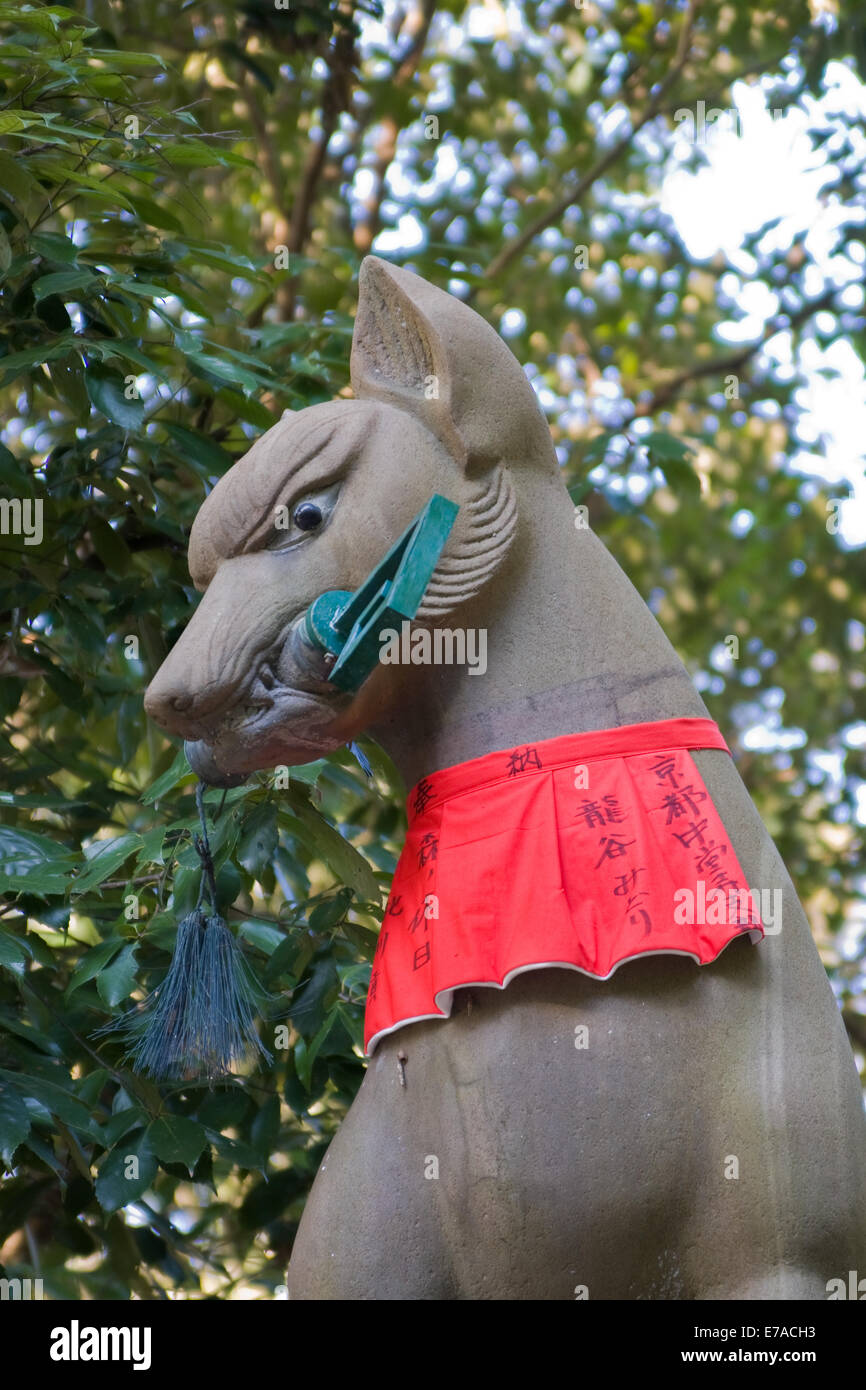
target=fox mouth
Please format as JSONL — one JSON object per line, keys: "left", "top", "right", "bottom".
{"left": 183, "top": 688, "right": 350, "bottom": 782}
{"left": 145, "top": 612, "right": 356, "bottom": 782}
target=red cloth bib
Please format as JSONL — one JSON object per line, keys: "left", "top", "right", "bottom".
{"left": 365, "top": 717, "right": 764, "bottom": 1054}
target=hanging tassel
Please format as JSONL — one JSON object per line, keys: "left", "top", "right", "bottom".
{"left": 96, "top": 782, "right": 272, "bottom": 1082}
{"left": 347, "top": 741, "right": 373, "bottom": 778}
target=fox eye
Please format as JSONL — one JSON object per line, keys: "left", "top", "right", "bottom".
{"left": 294, "top": 502, "right": 323, "bottom": 531}
{"left": 269, "top": 481, "right": 341, "bottom": 549}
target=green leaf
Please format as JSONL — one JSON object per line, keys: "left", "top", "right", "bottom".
{"left": 215, "top": 387, "right": 276, "bottom": 429}
{"left": 98, "top": 339, "right": 169, "bottom": 382}
{"left": 289, "top": 956, "right": 339, "bottom": 1039}
{"left": 126, "top": 193, "right": 184, "bottom": 234}
{"left": 85, "top": 49, "right": 168, "bottom": 72}
{"left": 85, "top": 367, "right": 145, "bottom": 430}
{"left": 282, "top": 801, "right": 380, "bottom": 902}
{"left": 250, "top": 1094, "right": 280, "bottom": 1157}
{"left": 0, "top": 442, "right": 27, "bottom": 490}
{"left": 0, "top": 826, "right": 73, "bottom": 894}
{"left": 33, "top": 268, "right": 102, "bottom": 302}
{"left": 213, "top": 860, "right": 240, "bottom": 911}
{"left": 286, "top": 759, "right": 329, "bottom": 787}
{"left": 147, "top": 1115, "right": 207, "bottom": 1171}
{"left": 0, "top": 1068, "right": 93, "bottom": 1136}
{"left": 642, "top": 432, "right": 685, "bottom": 458}
{"left": 76, "top": 1067, "right": 111, "bottom": 1106}
{"left": 102, "top": 1105, "right": 149, "bottom": 1148}
{"left": 74, "top": 833, "right": 142, "bottom": 894}
{"left": 0, "top": 334, "right": 78, "bottom": 380}
{"left": 134, "top": 825, "right": 167, "bottom": 870}
{"left": 110, "top": 272, "right": 174, "bottom": 301}
{"left": 197, "top": 1088, "right": 250, "bottom": 1130}
{"left": 141, "top": 747, "right": 192, "bottom": 804}
{"left": 0, "top": 151, "right": 41, "bottom": 219}
{"left": 236, "top": 919, "right": 284, "bottom": 955}
{"left": 340, "top": 922, "right": 378, "bottom": 956}
{"left": 0, "top": 825, "right": 71, "bottom": 875}
{"left": 308, "top": 888, "right": 353, "bottom": 933}
{"left": 6, "top": 5, "right": 64, "bottom": 36}
{"left": 0, "top": 865, "right": 71, "bottom": 896}
{"left": 94, "top": 1128, "right": 158, "bottom": 1212}
{"left": 49, "top": 351, "right": 89, "bottom": 417}
{"left": 84, "top": 73, "right": 129, "bottom": 101}
{"left": 95, "top": 942, "right": 139, "bottom": 1008}
{"left": 297, "top": 1007, "right": 348, "bottom": 1089}
{"left": 204, "top": 1127, "right": 266, "bottom": 1173}
{"left": 0, "top": 931, "right": 30, "bottom": 972}
{"left": 158, "top": 142, "right": 251, "bottom": 168}
{"left": 184, "top": 350, "right": 262, "bottom": 394}
{"left": 162, "top": 422, "right": 234, "bottom": 476}
{"left": 264, "top": 935, "right": 298, "bottom": 985}
{"left": 336, "top": 999, "right": 366, "bottom": 1054}
{"left": 0, "top": 1083, "right": 31, "bottom": 1162}
{"left": 31, "top": 231, "right": 79, "bottom": 263}
{"left": 88, "top": 514, "right": 132, "bottom": 575}
{"left": 0, "top": 111, "right": 32, "bottom": 134}
{"left": 293, "top": 1036, "right": 314, "bottom": 1091}
{"left": 237, "top": 803, "right": 278, "bottom": 877}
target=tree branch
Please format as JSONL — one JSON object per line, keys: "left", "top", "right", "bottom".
{"left": 625, "top": 285, "right": 838, "bottom": 419}
{"left": 474, "top": 0, "right": 699, "bottom": 292}
{"left": 280, "top": 14, "right": 359, "bottom": 318}
{"left": 245, "top": 82, "right": 292, "bottom": 243}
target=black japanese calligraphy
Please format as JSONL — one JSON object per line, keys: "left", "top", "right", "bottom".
{"left": 612, "top": 867, "right": 646, "bottom": 896}
{"left": 418, "top": 832, "right": 438, "bottom": 869}
{"left": 413, "top": 942, "right": 431, "bottom": 970}
{"left": 413, "top": 778, "right": 436, "bottom": 815}
{"left": 658, "top": 784, "right": 708, "bottom": 822}
{"left": 575, "top": 794, "right": 627, "bottom": 828}
{"left": 506, "top": 746, "right": 543, "bottom": 776}
{"left": 594, "top": 834, "right": 636, "bottom": 867}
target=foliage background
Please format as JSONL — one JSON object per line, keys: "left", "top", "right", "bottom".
{"left": 0, "top": 0, "right": 864, "bottom": 1298}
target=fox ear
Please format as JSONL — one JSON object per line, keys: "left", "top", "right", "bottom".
{"left": 350, "top": 256, "right": 550, "bottom": 472}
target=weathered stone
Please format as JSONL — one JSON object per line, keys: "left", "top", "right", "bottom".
{"left": 145, "top": 257, "right": 866, "bottom": 1301}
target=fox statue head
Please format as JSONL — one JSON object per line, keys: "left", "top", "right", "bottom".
{"left": 144, "top": 256, "right": 557, "bottom": 777}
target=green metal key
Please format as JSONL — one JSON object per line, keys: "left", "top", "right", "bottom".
{"left": 303, "top": 493, "right": 460, "bottom": 692}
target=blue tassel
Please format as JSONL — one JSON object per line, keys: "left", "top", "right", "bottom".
{"left": 347, "top": 741, "right": 373, "bottom": 778}
{"left": 104, "top": 910, "right": 272, "bottom": 1081}
{"left": 95, "top": 783, "right": 272, "bottom": 1082}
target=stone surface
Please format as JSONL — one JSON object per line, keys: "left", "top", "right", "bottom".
{"left": 145, "top": 256, "right": 866, "bottom": 1300}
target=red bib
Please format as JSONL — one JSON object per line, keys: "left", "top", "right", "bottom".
{"left": 365, "top": 717, "right": 764, "bottom": 1054}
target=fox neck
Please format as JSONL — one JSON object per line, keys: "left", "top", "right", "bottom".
{"left": 365, "top": 471, "right": 708, "bottom": 791}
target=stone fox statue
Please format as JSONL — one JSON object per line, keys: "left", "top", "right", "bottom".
{"left": 144, "top": 256, "right": 866, "bottom": 1300}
